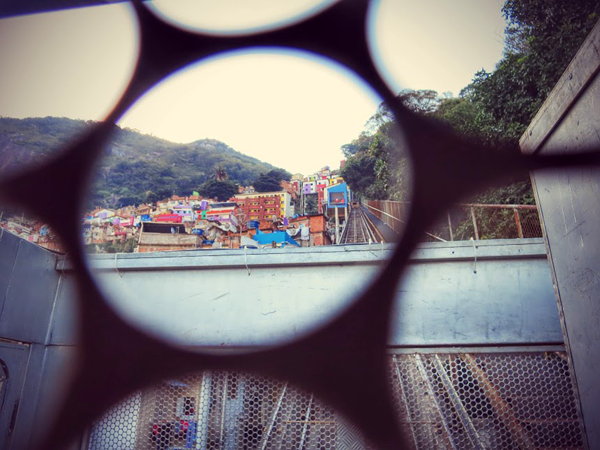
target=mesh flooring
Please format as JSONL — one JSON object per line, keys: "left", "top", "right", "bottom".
{"left": 88, "top": 351, "right": 584, "bottom": 449}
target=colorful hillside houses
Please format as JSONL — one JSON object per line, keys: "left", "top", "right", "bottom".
{"left": 136, "top": 204, "right": 152, "bottom": 216}
{"left": 155, "top": 214, "right": 182, "bottom": 223}
{"left": 205, "top": 202, "right": 238, "bottom": 225}
{"left": 90, "top": 208, "right": 116, "bottom": 224}
{"left": 172, "top": 205, "right": 195, "bottom": 222}
{"left": 303, "top": 181, "right": 316, "bottom": 195}
{"left": 233, "top": 191, "right": 293, "bottom": 221}
{"left": 315, "top": 179, "right": 330, "bottom": 214}
{"left": 5, "top": 162, "right": 349, "bottom": 254}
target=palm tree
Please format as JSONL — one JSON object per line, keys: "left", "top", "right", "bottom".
{"left": 104, "top": 193, "right": 121, "bottom": 209}
{"left": 213, "top": 164, "right": 228, "bottom": 181}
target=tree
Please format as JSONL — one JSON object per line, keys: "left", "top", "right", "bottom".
{"left": 340, "top": 153, "right": 377, "bottom": 198}
{"left": 253, "top": 173, "right": 283, "bottom": 193}
{"left": 341, "top": 132, "right": 374, "bottom": 158}
{"left": 341, "top": 103, "right": 410, "bottom": 201}
{"left": 304, "top": 195, "right": 319, "bottom": 215}
{"left": 213, "top": 164, "right": 229, "bottom": 181}
{"left": 365, "top": 89, "right": 441, "bottom": 133}
{"left": 144, "top": 190, "right": 159, "bottom": 204}
{"left": 198, "top": 179, "right": 238, "bottom": 201}
{"left": 104, "top": 193, "right": 121, "bottom": 209}
{"left": 339, "top": 0, "right": 600, "bottom": 239}
{"left": 396, "top": 89, "right": 442, "bottom": 116}
{"left": 503, "top": 0, "right": 600, "bottom": 88}
{"left": 265, "top": 169, "right": 291, "bottom": 182}
{"left": 457, "top": 0, "right": 600, "bottom": 145}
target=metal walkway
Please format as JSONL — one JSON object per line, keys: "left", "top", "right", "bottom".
{"left": 339, "top": 205, "right": 385, "bottom": 244}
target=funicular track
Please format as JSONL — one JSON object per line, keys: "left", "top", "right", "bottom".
{"left": 340, "top": 205, "right": 384, "bottom": 244}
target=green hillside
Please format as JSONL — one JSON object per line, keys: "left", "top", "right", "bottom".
{"left": 0, "top": 117, "right": 286, "bottom": 207}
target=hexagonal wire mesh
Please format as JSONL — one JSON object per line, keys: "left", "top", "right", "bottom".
{"left": 88, "top": 351, "right": 584, "bottom": 449}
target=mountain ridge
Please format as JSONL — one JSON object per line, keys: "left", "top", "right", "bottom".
{"left": 0, "top": 116, "right": 288, "bottom": 208}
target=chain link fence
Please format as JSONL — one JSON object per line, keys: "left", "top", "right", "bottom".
{"left": 363, "top": 200, "right": 543, "bottom": 242}
{"left": 88, "top": 350, "right": 583, "bottom": 449}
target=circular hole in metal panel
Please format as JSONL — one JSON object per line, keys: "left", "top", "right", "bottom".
{"left": 83, "top": 49, "right": 411, "bottom": 350}
{"left": 367, "top": 0, "right": 507, "bottom": 97}
{"left": 148, "top": 0, "right": 339, "bottom": 36}
{"left": 88, "top": 369, "right": 376, "bottom": 449}
{"left": 0, "top": 4, "right": 139, "bottom": 180}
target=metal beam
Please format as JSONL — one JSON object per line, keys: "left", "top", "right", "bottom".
{"left": 392, "top": 355, "right": 419, "bottom": 448}
{"left": 297, "top": 394, "right": 313, "bottom": 450}
{"left": 461, "top": 354, "right": 534, "bottom": 449}
{"left": 414, "top": 355, "right": 459, "bottom": 450}
{"left": 259, "top": 383, "right": 288, "bottom": 450}
{"left": 431, "top": 355, "right": 485, "bottom": 450}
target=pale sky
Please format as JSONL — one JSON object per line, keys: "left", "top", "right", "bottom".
{"left": 0, "top": 0, "right": 507, "bottom": 175}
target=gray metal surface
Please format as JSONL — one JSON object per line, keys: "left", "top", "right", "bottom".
{"left": 0, "top": 231, "right": 61, "bottom": 343}
{"left": 0, "top": 342, "right": 30, "bottom": 450}
{"left": 58, "top": 238, "right": 563, "bottom": 348}
{"left": 393, "top": 257, "right": 560, "bottom": 346}
{"left": 0, "top": 231, "right": 21, "bottom": 321}
{"left": 27, "top": 345, "right": 78, "bottom": 449}
{"left": 0, "top": 229, "right": 565, "bottom": 448}
{"left": 8, "top": 344, "right": 47, "bottom": 450}
{"left": 0, "top": 232, "right": 78, "bottom": 450}
{"left": 521, "top": 20, "right": 600, "bottom": 450}
{"left": 0, "top": 343, "right": 79, "bottom": 450}
{"left": 46, "top": 276, "right": 78, "bottom": 346}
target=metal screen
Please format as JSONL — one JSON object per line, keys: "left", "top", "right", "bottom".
{"left": 88, "top": 351, "right": 583, "bottom": 449}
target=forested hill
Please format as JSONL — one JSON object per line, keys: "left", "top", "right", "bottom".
{"left": 340, "top": 0, "right": 600, "bottom": 205}
{"left": 0, "top": 116, "right": 285, "bottom": 207}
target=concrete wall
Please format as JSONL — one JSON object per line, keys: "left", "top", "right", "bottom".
{"left": 0, "top": 230, "right": 562, "bottom": 448}
{"left": 520, "top": 19, "right": 600, "bottom": 449}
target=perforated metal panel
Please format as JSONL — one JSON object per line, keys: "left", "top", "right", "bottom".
{"left": 390, "top": 352, "right": 583, "bottom": 449}
{"left": 88, "top": 351, "right": 584, "bottom": 449}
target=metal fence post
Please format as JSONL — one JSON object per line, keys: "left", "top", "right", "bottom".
{"left": 513, "top": 208, "right": 524, "bottom": 238}
{"left": 470, "top": 207, "right": 480, "bottom": 240}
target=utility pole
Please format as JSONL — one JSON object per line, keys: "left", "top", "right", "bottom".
{"left": 334, "top": 207, "right": 340, "bottom": 244}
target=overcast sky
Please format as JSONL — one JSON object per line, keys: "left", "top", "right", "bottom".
{"left": 0, "top": 0, "right": 507, "bottom": 175}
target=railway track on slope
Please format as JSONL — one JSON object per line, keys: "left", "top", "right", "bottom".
{"left": 339, "top": 206, "right": 384, "bottom": 244}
